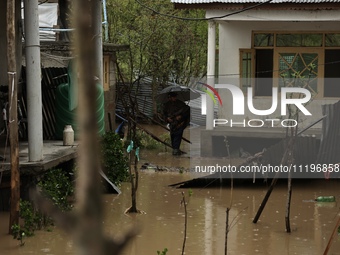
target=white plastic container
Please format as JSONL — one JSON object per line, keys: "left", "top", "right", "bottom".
{"left": 63, "top": 125, "right": 74, "bottom": 146}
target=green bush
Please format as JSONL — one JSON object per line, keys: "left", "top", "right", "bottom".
{"left": 11, "top": 168, "right": 74, "bottom": 241}
{"left": 18, "top": 199, "right": 44, "bottom": 237}
{"left": 101, "top": 131, "right": 129, "bottom": 186}
{"left": 38, "top": 168, "right": 74, "bottom": 212}
{"left": 11, "top": 198, "right": 49, "bottom": 239}
{"left": 11, "top": 224, "right": 25, "bottom": 246}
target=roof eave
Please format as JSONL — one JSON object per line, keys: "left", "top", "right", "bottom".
{"left": 174, "top": 2, "right": 340, "bottom": 10}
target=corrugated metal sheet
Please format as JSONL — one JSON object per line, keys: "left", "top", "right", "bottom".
{"left": 116, "top": 79, "right": 217, "bottom": 126}
{"left": 116, "top": 80, "right": 161, "bottom": 121}
{"left": 188, "top": 92, "right": 218, "bottom": 126}
{"left": 22, "top": 66, "right": 68, "bottom": 140}
{"left": 316, "top": 100, "right": 340, "bottom": 164}
{"left": 171, "top": 0, "right": 340, "bottom": 3}
{"left": 260, "top": 136, "right": 318, "bottom": 166}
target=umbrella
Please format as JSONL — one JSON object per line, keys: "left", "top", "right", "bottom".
{"left": 156, "top": 85, "right": 201, "bottom": 102}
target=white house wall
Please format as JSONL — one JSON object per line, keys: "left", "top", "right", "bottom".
{"left": 217, "top": 20, "right": 340, "bottom": 129}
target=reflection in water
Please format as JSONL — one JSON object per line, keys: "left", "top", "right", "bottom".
{"left": 1, "top": 172, "right": 340, "bottom": 255}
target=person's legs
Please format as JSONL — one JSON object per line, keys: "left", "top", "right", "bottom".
{"left": 171, "top": 128, "right": 184, "bottom": 155}
{"left": 170, "top": 131, "right": 176, "bottom": 154}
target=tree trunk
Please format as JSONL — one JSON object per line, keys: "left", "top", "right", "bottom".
{"left": 30, "top": 1, "right": 135, "bottom": 254}
{"left": 126, "top": 122, "right": 139, "bottom": 213}
{"left": 127, "top": 151, "right": 137, "bottom": 213}
{"left": 73, "top": 0, "right": 107, "bottom": 253}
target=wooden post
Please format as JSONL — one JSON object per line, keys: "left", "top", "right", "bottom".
{"left": 323, "top": 216, "right": 340, "bottom": 255}
{"left": 285, "top": 128, "right": 296, "bottom": 233}
{"left": 225, "top": 208, "right": 230, "bottom": 255}
{"left": 181, "top": 192, "right": 188, "bottom": 255}
{"left": 252, "top": 173, "right": 279, "bottom": 224}
{"left": 253, "top": 138, "right": 292, "bottom": 223}
{"left": 7, "top": 0, "right": 20, "bottom": 234}
{"left": 285, "top": 171, "right": 292, "bottom": 233}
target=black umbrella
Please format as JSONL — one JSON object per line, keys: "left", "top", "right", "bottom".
{"left": 157, "top": 85, "right": 201, "bottom": 102}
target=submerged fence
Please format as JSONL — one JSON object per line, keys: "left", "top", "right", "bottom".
{"left": 316, "top": 100, "right": 340, "bottom": 164}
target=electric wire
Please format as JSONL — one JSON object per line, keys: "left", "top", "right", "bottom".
{"left": 135, "top": 0, "right": 273, "bottom": 21}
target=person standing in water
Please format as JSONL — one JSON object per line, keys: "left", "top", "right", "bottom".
{"left": 163, "top": 92, "right": 190, "bottom": 155}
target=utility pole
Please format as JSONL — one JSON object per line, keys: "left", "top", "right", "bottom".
{"left": 24, "top": 0, "right": 43, "bottom": 161}
{"left": 7, "top": 0, "right": 20, "bottom": 234}
{"left": 94, "top": 0, "right": 103, "bottom": 84}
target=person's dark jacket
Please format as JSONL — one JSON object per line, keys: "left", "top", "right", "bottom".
{"left": 163, "top": 99, "right": 190, "bottom": 131}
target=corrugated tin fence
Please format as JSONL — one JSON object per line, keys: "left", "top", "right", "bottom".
{"left": 316, "top": 100, "right": 340, "bottom": 164}
{"left": 241, "top": 100, "right": 340, "bottom": 177}
{"left": 116, "top": 80, "right": 217, "bottom": 125}
{"left": 261, "top": 136, "right": 319, "bottom": 166}
{"left": 115, "top": 81, "right": 162, "bottom": 120}
{"left": 21, "top": 66, "right": 68, "bottom": 140}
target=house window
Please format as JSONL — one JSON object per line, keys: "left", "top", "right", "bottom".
{"left": 254, "top": 33, "right": 274, "bottom": 47}
{"left": 278, "top": 52, "right": 318, "bottom": 94}
{"left": 324, "top": 49, "right": 340, "bottom": 97}
{"left": 276, "top": 34, "right": 323, "bottom": 47}
{"left": 215, "top": 49, "right": 219, "bottom": 79}
{"left": 240, "top": 49, "right": 253, "bottom": 93}
{"left": 255, "top": 49, "right": 273, "bottom": 96}
{"left": 325, "top": 34, "right": 340, "bottom": 47}
{"left": 242, "top": 32, "right": 340, "bottom": 98}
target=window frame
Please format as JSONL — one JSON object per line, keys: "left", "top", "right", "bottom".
{"left": 244, "top": 31, "right": 340, "bottom": 99}
{"left": 273, "top": 47, "right": 324, "bottom": 98}
{"left": 239, "top": 48, "right": 255, "bottom": 94}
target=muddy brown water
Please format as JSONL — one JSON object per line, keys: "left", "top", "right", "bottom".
{"left": 1, "top": 173, "right": 340, "bottom": 255}
{"left": 1, "top": 125, "right": 340, "bottom": 254}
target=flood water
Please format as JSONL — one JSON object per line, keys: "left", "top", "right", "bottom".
{"left": 1, "top": 173, "right": 340, "bottom": 255}
{"left": 0, "top": 125, "right": 340, "bottom": 254}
